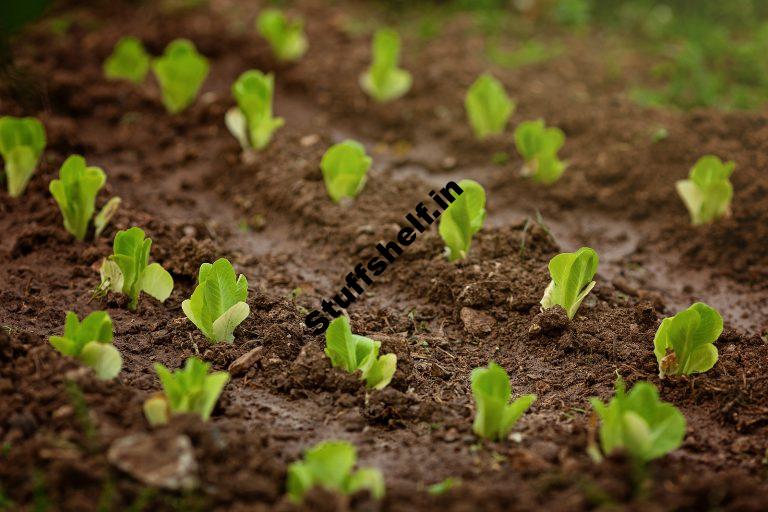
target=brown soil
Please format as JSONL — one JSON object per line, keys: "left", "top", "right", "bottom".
{"left": 1, "top": 1, "right": 767, "bottom": 511}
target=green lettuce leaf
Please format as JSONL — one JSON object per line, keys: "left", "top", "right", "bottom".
{"left": 256, "top": 8, "right": 308, "bottom": 62}
{"left": 590, "top": 376, "right": 686, "bottom": 463}
{"left": 465, "top": 73, "right": 515, "bottom": 139}
{"left": 359, "top": 28, "right": 412, "bottom": 102}
{"left": 103, "top": 36, "right": 150, "bottom": 84}
{"left": 471, "top": 362, "right": 536, "bottom": 440}
{"left": 320, "top": 140, "right": 372, "bottom": 203}
{"left": 150, "top": 357, "right": 229, "bottom": 423}
{"left": 48, "top": 311, "right": 121, "bottom": 380}
{"left": 287, "top": 440, "right": 385, "bottom": 503}
{"left": 151, "top": 39, "right": 209, "bottom": 114}
{"left": 100, "top": 227, "right": 174, "bottom": 310}
{"left": 324, "top": 316, "right": 396, "bottom": 390}
{"left": 540, "top": 246, "right": 598, "bottom": 319}
{"left": 653, "top": 302, "right": 721, "bottom": 378}
{"left": 227, "top": 70, "right": 284, "bottom": 150}
{"left": 438, "top": 179, "right": 487, "bottom": 261}
{"left": 0, "top": 116, "right": 46, "bottom": 198}
{"left": 49, "top": 155, "right": 110, "bottom": 241}
{"left": 182, "top": 258, "right": 250, "bottom": 343}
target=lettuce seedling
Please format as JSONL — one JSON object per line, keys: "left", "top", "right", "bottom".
{"left": 320, "top": 140, "right": 372, "bottom": 203}
{"left": 325, "top": 316, "right": 396, "bottom": 390}
{"left": 49, "top": 155, "right": 121, "bottom": 241}
{"left": 49, "top": 311, "right": 122, "bottom": 380}
{"left": 514, "top": 119, "right": 567, "bottom": 184}
{"left": 182, "top": 258, "right": 250, "bottom": 343}
{"left": 438, "top": 179, "right": 487, "bottom": 262}
{"left": 103, "top": 36, "right": 150, "bottom": 84}
{"left": 676, "top": 155, "right": 735, "bottom": 225}
{"left": 225, "top": 70, "right": 284, "bottom": 150}
{"left": 287, "top": 440, "right": 385, "bottom": 503}
{"left": 359, "top": 28, "right": 412, "bottom": 102}
{"left": 0, "top": 116, "right": 46, "bottom": 198}
{"left": 471, "top": 362, "right": 536, "bottom": 441}
{"left": 540, "top": 246, "right": 598, "bottom": 319}
{"left": 465, "top": 73, "right": 515, "bottom": 139}
{"left": 151, "top": 39, "right": 209, "bottom": 114}
{"left": 427, "top": 477, "right": 461, "bottom": 495}
{"left": 99, "top": 227, "right": 174, "bottom": 311}
{"left": 654, "top": 302, "right": 721, "bottom": 379}
{"left": 256, "top": 8, "right": 308, "bottom": 62}
{"left": 590, "top": 376, "right": 686, "bottom": 463}
{"left": 143, "top": 357, "right": 229, "bottom": 426}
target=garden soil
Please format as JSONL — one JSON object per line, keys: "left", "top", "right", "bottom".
{"left": 1, "top": 1, "right": 767, "bottom": 510}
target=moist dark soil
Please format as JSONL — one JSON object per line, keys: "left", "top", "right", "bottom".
{"left": 1, "top": 1, "right": 768, "bottom": 511}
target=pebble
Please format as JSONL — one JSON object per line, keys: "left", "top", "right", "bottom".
{"left": 108, "top": 432, "right": 199, "bottom": 491}
{"left": 228, "top": 346, "right": 264, "bottom": 376}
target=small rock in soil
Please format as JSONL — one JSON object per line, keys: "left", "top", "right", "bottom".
{"left": 228, "top": 346, "right": 264, "bottom": 376}
{"left": 460, "top": 307, "right": 495, "bottom": 335}
{"left": 108, "top": 431, "right": 199, "bottom": 491}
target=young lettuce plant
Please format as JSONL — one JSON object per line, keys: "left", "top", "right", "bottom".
{"left": 325, "top": 316, "right": 396, "bottom": 390}
{"left": 540, "top": 246, "right": 598, "bottom": 320}
{"left": 182, "top": 258, "right": 250, "bottom": 343}
{"left": 143, "top": 357, "right": 229, "bottom": 426}
{"left": 654, "top": 302, "right": 722, "bottom": 379}
{"left": 256, "top": 8, "right": 308, "bottom": 62}
{"left": 359, "top": 28, "right": 412, "bottom": 102}
{"left": 0, "top": 116, "right": 46, "bottom": 198}
{"left": 590, "top": 376, "right": 686, "bottom": 463}
{"left": 103, "top": 36, "right": 150, "bottom": 84}
{"left": 465, "top": 73, "right": 515, "bottom": 139}
{"left": 49, "top": 311, "right": 122, "bottom": 380}
{"left": 320, "top": 140, "right": 372, "bottom": 203}
{"left": 151, "top": 39, "right": 209, "bottom": 114}
{"left": 514, "top": 119, "right": 567, "bottom": 184}
{"left": 287, "top": 440, "right": 385, "bottom": 503}
{"left": 438, "top": 179, "right": 487, "bottom": 262}
{"left": 99, "top": 227, "right": 174, "bottom": 311}
{"left": 50, "top": 155, "right": 121, "bottom": 241}
{"left": 676, "top": 155, "right": 735, "bottom": 225}
{"left": 472, "top": 362, "right": 536, "bottom": 441}
{"left": 225, "top": 70, "right": 284, "bottom": 151}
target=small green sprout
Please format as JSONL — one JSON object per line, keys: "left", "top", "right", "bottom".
{"left": 651, "top": 126, "right": 668, "bottom": 143}
{"left": 151, "top": 39, "right": 209, "bottom": 114}
{"left": 654, "top": 302, "right": 722, "bottom": 379}
{"left": 427, "top": 477, "right": 461, "bottom": 495}
{"left": 103, "top": 36, "right": 150, "bottom": 84}
{"left": 225, "top": 70, "right": 284, "bottom": 150}
{"left": 256, "top": 8, "right": 308, "bottom": 62}
{"left": 0, "top": 116, "right": 46, "bottom": 198}
{"left": 438, "top": 179, "right": 487, "bottom": 262}
{"left": 359, "top": 28, "right": 412, "bottom": 102}
{"left": 540, "top": 246, "right": 598, "bottom": 320}
{"left": 325, "top": 316, "right": 396, "bottom": 390}
{"left": 287, "top": 440, "right": 385, "bottom": 503}
{"left": 49, "top": 155, "right": 121, "bottom": 241}
{"left": 143, "top": 357, "right": 229, "bottom": 426}
{"left": 471, "top": 362, "right": 536, "bottom": 441}
{"left": 676, "top": 155, "right": 735, "bottom": 225}
{"left": 99, "top": 227, "right": 174, "bottom": 311}
{"left": 320, "top": 140, "right": 372, "bottom": 203}
{"left": 590, "top": 376, "right": 686, "bottom": 463}
{"left": 465, "top": 73, "right": 515, "bottom": 139}
{"left": 182, "top": 258, "right": 250, "bottom": 343}
{"left": 49, "top": 311, "right": 122, "bottom": 380}
{"left": 514, "top": 119, "right": 567, "bottom": 184}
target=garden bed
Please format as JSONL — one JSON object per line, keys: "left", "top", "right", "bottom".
{"left": 1, "top": 1, "right": 767, "bottom": 510}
